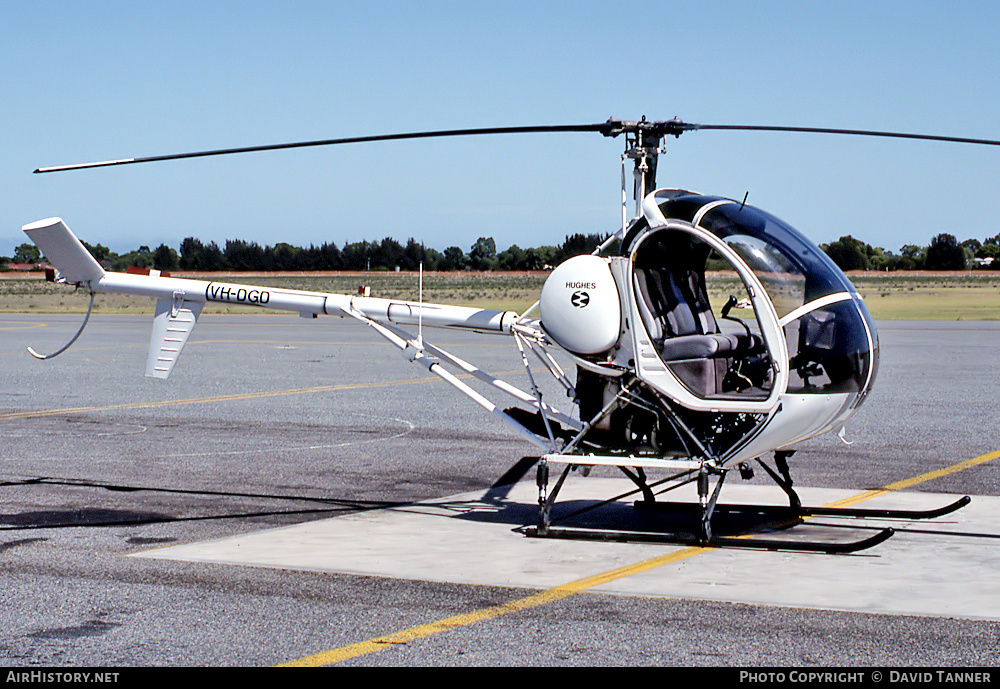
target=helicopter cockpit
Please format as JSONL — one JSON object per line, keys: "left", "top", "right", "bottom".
{"left": 625, "top": 191, "right": 879, "bottom": 417}
{"left": 630, "top": 227, "right": 770, "bottom": 400}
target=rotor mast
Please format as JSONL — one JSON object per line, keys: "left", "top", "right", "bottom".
{"left": 600, "top": 117, "right": 693, "bottom": 219}
{"left": 624, "top": 118, "right": 663, "bottom": 217}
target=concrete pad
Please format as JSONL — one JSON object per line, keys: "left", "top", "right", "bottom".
{"left": 133, "top": 479, "right": 1000, "bottom": 621}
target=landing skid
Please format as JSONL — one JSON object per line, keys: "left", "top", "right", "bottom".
{"left": 795, "top": 495, "right": 971, "bottom": 520}
{"left": 524, "top": 524, "right": 895, "bottom": 554}
{"left": 527, "top": 452, "right": 971, "bottom": 554}
{"left": 631, "top": 494, "right": 972, "bottom": 523}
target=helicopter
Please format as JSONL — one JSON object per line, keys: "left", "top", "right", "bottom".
{"left": 23, "top": 118, "right": 998, "bottom": 552}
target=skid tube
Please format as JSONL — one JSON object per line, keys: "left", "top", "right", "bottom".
{"left": 524, "top": 524, "right": 895, "bottom": 554}
{"left": 750, "top": 453, "right": 972, "bottom": 521}
{"left": 525, "top": 453, "right": 970, "bottom": 554}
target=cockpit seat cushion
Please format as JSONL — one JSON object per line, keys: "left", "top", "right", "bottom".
{"left": 659, "top": 332, "right": 763, "bottom": 361}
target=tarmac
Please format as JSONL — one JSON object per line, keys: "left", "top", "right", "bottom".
{"left": 3, "top": 313, "right": 1000, "bottom": 666}
{"left": 135, "top": 480, "right": 1000, "bottom": 622}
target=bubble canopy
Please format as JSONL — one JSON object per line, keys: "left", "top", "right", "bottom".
{"left": 624, "top": 193, "right": 878, "bottom": 401}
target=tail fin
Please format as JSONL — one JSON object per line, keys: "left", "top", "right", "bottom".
{"left": 146, "top": 298, "right": 203, "bottom": 379}
{"left": 22, "top": 218, "right": 105, "bottom": 285}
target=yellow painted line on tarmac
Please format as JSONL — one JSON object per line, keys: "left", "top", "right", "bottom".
{"left": 0, "top": 321, "right": 48, "bottom": 330}
{"left": 1, "top": 340, "right": 386, "bottom": 357}
{"left": 277, "top": 546, "right": 712, "bottom": 667}
{"left": 823, "top": 449, "right": 1000, "bottom": 509}
{"left": 0, "top": 367, "right": 534, "bottom": 421}
{"left": 1, "top": 337, "right": 507, "bottom": 357}
{"left": 0, "top": 376, "right": 444, "bottom": 420}
{"left": 281, "top": 447, "right": 1000, "bottom": 667}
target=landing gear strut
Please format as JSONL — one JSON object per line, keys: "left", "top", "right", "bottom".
{"left": 526, "top": 451, "right": 970, "bottom": 554}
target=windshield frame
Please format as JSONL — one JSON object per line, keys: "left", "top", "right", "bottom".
{"left": 627, "top": 220, "right": 789, "bottom": 413}
{"left": 639, "top": 191, "right": 878, "bottom": 401}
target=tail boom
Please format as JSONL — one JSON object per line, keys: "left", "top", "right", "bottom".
{"left": 23, "top": 217, "right": 518, "bottom": 377}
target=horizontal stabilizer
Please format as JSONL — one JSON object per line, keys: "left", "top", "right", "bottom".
{"left": 146, "top": 298, "right": 204, "bottom": 379}
{"left": 22, "top": 218, "right": 106, "bottom": 285}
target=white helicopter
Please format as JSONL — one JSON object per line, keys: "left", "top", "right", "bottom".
{"left": 24, "top": 118, "right": 995, "bottom": 551}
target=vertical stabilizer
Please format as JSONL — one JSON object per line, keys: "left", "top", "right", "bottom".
{"left": 146, "top": 298, "right": 204, "bottom": 379}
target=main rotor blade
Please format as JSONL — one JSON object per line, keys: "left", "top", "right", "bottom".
{"left": 35, "top": 118, "right": 1000, "bottom": 174}
{"left": 34, "top": 123, "right": 614, "bottom": 173}
{"left": 689, "top": 123, "right": 1000, "bottom": 147}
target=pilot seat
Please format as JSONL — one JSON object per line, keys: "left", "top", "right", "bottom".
{"left": 632, "top": 230, "right": 765, "bottom": 397}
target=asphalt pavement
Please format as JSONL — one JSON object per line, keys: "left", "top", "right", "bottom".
{"left": 2, "top": 313, "right": 999, "bottom": 666}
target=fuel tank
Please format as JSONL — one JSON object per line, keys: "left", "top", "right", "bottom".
{"left": 539, "top": 255, "right": 622, "bottom": 355}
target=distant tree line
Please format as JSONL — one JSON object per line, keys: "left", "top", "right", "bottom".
{"left": 5, "top": 230, "right": 1000, "bottom": 272}
{"left": 4, "top": 233, "right": 609, "bottom": 272}
{"left": 820, "top": 233, "right": 1000, "bottom": 271}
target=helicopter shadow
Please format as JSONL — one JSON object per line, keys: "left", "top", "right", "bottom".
{"left": 432, "top": 466, "right": 806, "bottom": 541}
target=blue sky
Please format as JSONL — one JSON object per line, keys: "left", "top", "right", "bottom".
{"left": 4, "top": 1, "right": 999, "bottom": 258}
